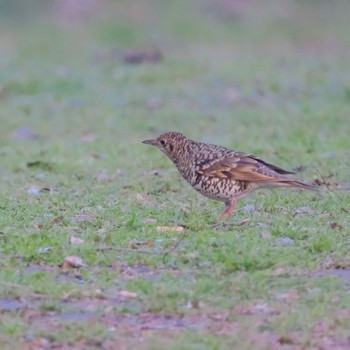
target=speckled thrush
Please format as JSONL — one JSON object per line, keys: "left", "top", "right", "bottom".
{"left": 143, "top": 132, "right": 317, "bottom": 218}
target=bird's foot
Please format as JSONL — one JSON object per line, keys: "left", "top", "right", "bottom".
{"left": 212, "top": 200, "right": 249, "bottom": 229}
{"left": 217, "top": 200, "right": 237, "bottom": 220}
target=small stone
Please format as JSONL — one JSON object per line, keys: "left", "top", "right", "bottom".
{"left": 244, "top": 204, "right": 255, "bottom": 212}
{"left": 277, "top": 237, "right": 294, "bottom": 245}
{"left": 27, "top": 186, "right": 41, "bottom": 196}
{"left": 119, "top": 290, "right": 138, "bottom": 298}
{"left": 63, "top": 256, "right": 84, "bottom": 268}
{"left": 156, "top": 226, "right": 184, "bottom": 233}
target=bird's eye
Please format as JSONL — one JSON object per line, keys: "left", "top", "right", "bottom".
{"left": 159, "top": 139, "right": 166, "bottom": 146}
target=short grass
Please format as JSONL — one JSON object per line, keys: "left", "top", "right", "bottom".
{"left": 0, "top": 1, "right": 350, "bottom": 349}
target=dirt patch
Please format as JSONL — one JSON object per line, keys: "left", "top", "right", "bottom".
{"left": 0, "top": 298, "right": 26, "bottom": 311}
{"left": 315, "top": 268, "right": 350, "bottom": 285}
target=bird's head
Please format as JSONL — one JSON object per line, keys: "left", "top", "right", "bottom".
{"left": 142, "top": 131, "right": 189, "bottom": 161}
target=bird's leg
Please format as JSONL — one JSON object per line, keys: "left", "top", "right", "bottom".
{"left": 212, "top": 199, "right": 250, "bottom": 228}
{"left": 218, "top": 200, "right": 237, "bottom": 220}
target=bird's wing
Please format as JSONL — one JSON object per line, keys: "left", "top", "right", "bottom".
{"left": 195, "top": 152, "right": 293, "bottom": 182}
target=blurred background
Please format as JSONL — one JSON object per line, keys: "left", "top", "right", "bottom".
{"left": 1, "top": 0, "right": 349, "bottom": 179}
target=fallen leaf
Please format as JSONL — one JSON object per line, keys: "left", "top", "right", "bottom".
{"left": 136, "top": 193, "right": 149, "bottom": 205}
{"left": 129, "top": 240, "right": 155, "bottom": 249}
{"left": 82, "top": 289, "right": 103, "bottom": 299}
{"left": 313, "top": 174, "right": 334, "bottom": 187}
{"left": 131, "top": 240, "right": 155, "bottom": 247}
{"left": 69, "top": 236, "right": 84, "bottom": 245}
{"left": 122, "top": 49, "right": 162, "bottom": 64}
{"left": 51, "top": 215, "right": 64, "bottom": 224}
{"left": 278, "top": 335, "right": 297, "bottom": 345}
{"left": 63, "top": 256, "right": 84, "bottom": 269}
{"left": 156, "top": 226, "right": 185, "bottom": 233}
{"left": 187, "top": 299, "right": 204, "bottom": 309}
{"left": 119, "top": 290, "right": 138, "bottom": 298}
{"left": 330, "top": 222, "right": 342, "bottom": 230}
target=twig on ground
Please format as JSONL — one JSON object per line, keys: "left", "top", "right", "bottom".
{"left": 163, "top": 232, "right": 189, "bottom": 256}
{"left": 311, "top": 165, "right": 332, "bottom": 191}
{"left": 162, "top": 232, "right": 189, "bottom": 264}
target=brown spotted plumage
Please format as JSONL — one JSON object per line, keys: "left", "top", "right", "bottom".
{"left": 143, "top": 132, "right": 317, "bottom": 218}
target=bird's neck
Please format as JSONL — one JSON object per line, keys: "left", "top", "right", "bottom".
{"left": 171, "top": 140, "right": 197, "bottom": 177}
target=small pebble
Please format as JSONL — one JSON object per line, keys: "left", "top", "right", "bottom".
{"left": 244, "top": 204, "right": 255, "bottom": 212}
{"left": 27, "top": 186, "right": 41, "bottom": 196}
{"left": 277, "top": 237, "right": 294, "bottom": 245}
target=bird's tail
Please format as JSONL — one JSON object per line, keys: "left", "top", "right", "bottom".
{"left": 279, "top": 180, "right": 320, "bottom": 191}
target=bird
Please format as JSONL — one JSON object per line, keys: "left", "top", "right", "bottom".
{"left": 142, "top": 132, "right": 318, "bottom": 218}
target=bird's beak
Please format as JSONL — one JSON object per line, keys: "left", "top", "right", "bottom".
{"left": 142, "top": 139, "right": 157, "bottom": 146}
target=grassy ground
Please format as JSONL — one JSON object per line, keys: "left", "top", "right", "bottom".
{"left": 1, "top": 0, "right": 350, "bottom": 349}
